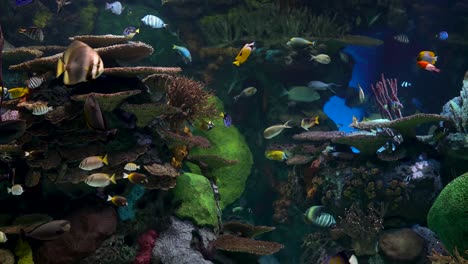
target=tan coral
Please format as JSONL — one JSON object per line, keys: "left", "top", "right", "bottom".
{"left": 71, "top": 90, "right": 141, "bottom": 112}
{"left": 69, "top": 34, "right": 128, "bottom": 48}
{"left": 142, "top": 163, "right": 180, "bottom": 190}
{"left": 157, "top": 129, "right": 211, "bottom": 148}
{"left": 214, "top": 234, "right": 284, "bottom": 255}
{"left": 2, "top": 47, "right": 43, "bottom": 66}
{"left": 45, "top": 102, "right": 83, "bottom": 124}
{"left": 222, "top": 222, "right": 276, "bottom": 238}
{"left": 121, "top": 103, "right": 182, "bottom": 128}
{"left": 104, "top": 67, "right": 182, "bottom": 78}
{"left": 58, "top": 143, "right": 105, "bottom": 162}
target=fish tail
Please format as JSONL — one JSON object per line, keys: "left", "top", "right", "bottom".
{"left": 56, "top": 58, "right": 65, "bottom": 78}
{"left": 233, "top": 60, "right": 240, "bottom": 66}
{"left": 102, "top": 154, "right": 109, "bottom": 165}
{"left": 110, "top": 173, "right": 117, "bottom": 184}
{"left": 172, "top": 44, "right": 177, "bottom": 49}
{"left": 107, "top": 195, "right": 112, "bottom": 201}
{"left": 123, "top": 172, "right": 129, "bottom": 179}
{"left": 284, "top": 120, "right": 293, "bottom": 128}
{"left": 137, "top": 165, "right": 141, "bottom": 169}
{"left": 309, "top": 55, "right": 315, "bottom": 61}
{"left": 105, "top": 3, "right": 111, "bottom": 9}
{"left": 433, "top": 56, "right": 438, "bottom": 64}
{"left": 314, "top": 116, "right": 319, "bottom": 124}
{"left": 233, "top": 95, "right": 240, "bottom": 102}
{"left": 280, "top": 88, "right": 289, "bottom": 97}
{"left": 7, "top": 188, "right": 11, "bottom": 194}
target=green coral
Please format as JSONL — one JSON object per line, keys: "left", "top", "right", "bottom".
{"left": 15, "top": 239, "right": 34, "bottom": 264}
{"left": 171, "top": 172, "right": 218, "bottom": 226}
{"left": 189, "top": 97, "right": 253, "bottom": 208}
{"left": 428, "top": 173, "right": 468, "bottom": 258}
{"left": 78, "top": 0, "right": 98, "bottom": 34}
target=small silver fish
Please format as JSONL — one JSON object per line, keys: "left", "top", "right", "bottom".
{"left": 263, "top": 120, "right": 292, "bottom": 139}
{"left": 234, "top": 87, "right": 257, "bottom": 102}
{"left": 310, "top": 54, "right": 331, "bottom": 64}
{"left": 84, "top": 173, "right": 116, "bottom": 187}
{"left": 32, "top": 104, "right": 53, "bottom": 115}
{"left": 105, "top": 1, "right": 123, "bottom": 15}
{"left": 124, "top": 162, "right": 140, "bottom": 171}
{"left": 8, "top": 184, "right": 24, "bottom": 195}
{"left": 394, "top": 34, "right": 409, "bottom": 43}
{"left": 358, "top": 84, "right": 365, "bottom": 104}
{"left": 79, "top": 154, "right": 108, "bottom": 171}
{"left": 0, "top": 231, "right": 7, "bottom": 243}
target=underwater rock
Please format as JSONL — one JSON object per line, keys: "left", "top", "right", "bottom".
{"left": 171, "top": 172, "right": 218, "bottom": 226}
{"left": 379, "top": 228, "right": 425, "bottom": 262}
{"left": 412, "top": 224, "right": 447, "bottom": 256}
{"left": 152, "top": 217, "right": 215, "bottom": 264}
{"left": 35, "top": 206, "right": 118, "bottom": 264}
{"left": 428, "top": 172, "right": 468, "bottom": 258}
{"left": 0, "top": 120, "right": 26, "bottom": 144}
{"left": 80, "top": 235, "right": 136, "bottom": 264}
{"left": 0, "top": 249, "right": 14, "bottom": 264}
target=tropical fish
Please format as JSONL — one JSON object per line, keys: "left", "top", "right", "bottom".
{"left": 221, "top": 112, "right": 232, "bottom": 127}
{"left": 436, "top": 31, "right": 448, "bottom": 40}
{"left": 0, "top": 231, "right": 7, "bottom": 243}
{"left": 263, "top": 120, "right": 292, "bottom": 139}
{"left": 368, "top": 12, "right": 381, "bottom": 27}
{"left": 339, "top": 51, "right": 349, "bottom": 63}
{"left": 198, "top": 120, "right": 215, "bottom": 131}
{"left": 233, "top": 42, "right": 255, "bottom": 66}
{"left": 15, "top": 0, "right": 34, "bottom": 7}
{"left": 304, "top": 206, "right": 336, "bottom": 227}
{"left": 56, "top": 0, "right": 71, "bottom": 13}
{"left": 141, "top": 15, "right": 167, "bottom": 28}
{"left": 286, "top": 37, "right": 315, "bottom": 48}
{"left": 417, "top": 61, "right": 440, "bottom": 72}
{"left": 8, "top": 184, "right": 24, "bottom": 195}
{"left": 310, "top": 54, "right": 331, "bottom": 64}
{"left": 123, "top": 26, "right": 139, "bottom": 39}
{"left": 84, "top": 173, "right": 116, "bottom": 187}
{"left": 358, "top": 84, "right": 365, "bottom": 104}
{"left": 123, "top": 172, "right": 148, "bottom": 184}
{"left": 416, "top": 51, "right": 437, "bottom": 64}
{"left": 79, "top": 154, "right": 109, "bottom": 171}
{"left": 234, "top": 86, "right": 257, "bottom": 102}
{"left": 173, "top": 45, "right": 192, "bottom": 64}
{"left": 24, "top": 220, "right": 71, "bottom": 240}
{"left": 32, "top": 103, "right": 53, "bottom": 115}
{"left": 401, "top": 81, "right": 411, "bottom": 87}
{"left": 56, "top": 40, "right": 104, "bottom": 85}
{"left": 105, "top": 1, "right": 123, "bottom": 15}
{"left": 25, "top": 75, "right": 45, "bottom": 89}
{"left": 124, "top": 162, "right": 140, "bottom": 171}
{"left": 84, "top": 96, "right": 109, "bottom": 132}
{"left": 107, "top": 195, "right": 128, "bottom": 207}
{"left": 322, "top": 252, "right": 359, "bottom": 264}
{"left": 393, "top": 34, "right": 409, "bottom": 43}
{"left": 283, "top": 86, "right": 320, "bottom": 102}
{"left": 7, "top": 87, "right": 30, "bottom": 99}
{"left": 265, "top": 150, "right": 288, "bottom": 161}
{"left": 301, "top": 116, "right": 319, "bottom": 131}
{"left": 307, "top": 81, "right": 339, "bottom": 93}
{"left": 18, "top": 27, "right": 44, "bottom": 42}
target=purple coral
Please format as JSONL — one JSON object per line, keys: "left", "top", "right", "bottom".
{"left": 1, "top": 110, "right": 19, "bottom": 121}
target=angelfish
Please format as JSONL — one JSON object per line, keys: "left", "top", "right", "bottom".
{"left": 83, "top": 96, "right": 115, "bottom": 134}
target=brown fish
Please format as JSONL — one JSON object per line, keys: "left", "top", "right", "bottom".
{"left": 123, "top": 172, "right": 148, "bottom": 184}
{"left": 24, "top": 220, "right": 71, "bottom": 240}
{"left": 84, "top": 96, "right": 107, "bottom": 132}
{"left": 56, "top": 40, "right": 104, "bottom": 85}
{"left": 107, "top": 195, "right": 128, "bottom": 207}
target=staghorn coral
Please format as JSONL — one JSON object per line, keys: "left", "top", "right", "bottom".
{"left": 213, "top": 234, "right": 284, "bottom": 255}
{"left": 187, "top": 154, "right": 238, "bottom": 171}
{"left": 338, "top": 203, "right": 385, "bottom": 256}
{"left": 80, "top": 235, "right": 136, "bottom": 264}
{"left": 156, "top": 129, "right": 211, "bottom": 149}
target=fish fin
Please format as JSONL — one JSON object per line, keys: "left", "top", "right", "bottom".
{"left": 233, "top": 95, "right": 240, "bottom": 102}
{"left": 309, "top": 55, "right": 315, "bottom": 61}
{"left": 284, "top": 120, "right": 293, "bottom": 128}
{"left": 110, "top": 173, "right": 117, "bottom": 184}
{"left": 233, "top": 60, "right": 240, "bottom": 66}
{"left": 280, "top": 88, "right": 289, "bottom": 97}
{"left": 102, "top": 154, "right": 109, "bottom": 165}
{"left": 429, "top": 51, "right": 435, "bottom": 57}
{"left": 107, "top": 195, "right": 112, "bottom": 201}
{"left": 137, "top": 165, "right": 141, "bottom": 169}
{"left": 56, "top": 58, "right": 64, "bottom": 78}
{"left": 7, "top": 188, "right": 11, "bottom": 194}
{"left": 172, "top": 44, "right": 177, "bottom": 49}
{"left": 302, "top": 127, "right": 309, "bottom": 131}
{"left": 328, "top": 87, "right": 336, "bottom": 94}
{"left": 314, "top": 116, "right": 319, "bottom": 124}
{"left": 433, "top": 56, "right": 438, "bottom": 64}
{"left": 136, "top": 28, "right": 140, "bottom": 33}
{"left": 123, "top": 172, "right": 129, "bottom": 179}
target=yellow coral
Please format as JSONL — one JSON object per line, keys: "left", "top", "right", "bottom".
{"left": 15, "top": 239, "right": 34, "bottom": 264}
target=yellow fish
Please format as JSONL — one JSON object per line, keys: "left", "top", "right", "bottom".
{"left": 301, "top": 116, "right": 319, "bottom": 131}
{"left": 417, "top": 51, "right": 437, "bottom": 64}
{"left": 198, "top": 120, "right": 215, "bottom": 131}
{"left": 265, "top": 150, "right": 288, "bottom": 161}
{"left": 233, "top": 42, "right": 255, "bottom": 66}
{"left": 7, "top": 87, "right": 30, "bottom": 99}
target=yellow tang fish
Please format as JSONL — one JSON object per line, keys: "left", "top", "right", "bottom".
{"left": 7, "top": 87, "right": 30, "bottom": 99}
{"left": 233, "top": 42, "right": 255, "bottom": 66}
{"left": 265, "top": 150, "right": 288, "bottom": 161}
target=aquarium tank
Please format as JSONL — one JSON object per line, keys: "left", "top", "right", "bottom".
{"left": 0, "top": 0, "right": 468, "bottom": 263}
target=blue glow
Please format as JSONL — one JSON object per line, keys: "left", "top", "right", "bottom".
{"left": 323, "top": 96, "right": 364, "bottom": 133}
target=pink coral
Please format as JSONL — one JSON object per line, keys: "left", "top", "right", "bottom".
{"left": 133, "top": 230, "right": 158, "bottom": 264}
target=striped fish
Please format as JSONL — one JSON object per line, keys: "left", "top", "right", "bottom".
{"left": 124, "top": 162, "right": 140, "bottom": 171}
{"left": 141, "top": 15, "right": 167, "bottom": 28}
{"left": 32, "top": 104, "right": 53, "bottom": 115}
{"left": 314, "top": 213, "right": 336, "bottom": 227}
{"left": 394, "top": 34, "right": 409, "bottom": 43}
{"left": 26, "top": 76, "right": 45, "bottom": 89}
{"left": 18, "top": 27, "right": 44, "bottom": 42}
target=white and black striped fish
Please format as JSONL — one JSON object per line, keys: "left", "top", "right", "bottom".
{"left": 401, "top": 81, "right": 411, "bottom": 87}
{"left": 394, "top": 34, "right": 409, "bottom": 44}
{"left": 314, "top": 213, "right": 336, "bottom": 227}
{"left": 25, "top": 76, "right": 45, "bottom": 89}
{"left": 32, "top": 104, "right": 53, "bottom": 115}
{"left": 18, "top": 27, "right": 44, "bottom": 42}
{"left": 141, "top": 15, "right": 167, "bottom": 28}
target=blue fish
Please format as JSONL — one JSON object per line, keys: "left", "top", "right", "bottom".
{"left": 173, "top": 45, "right": 192, "bottom": 64}
{"left": 222, "top": 113, "right": 232, "bottom": 127}
{"left": 15, "top": 0, "right": 34, "bottom": 6}
{"left": 437, "top": 31, "right": 448, "bottom": 40}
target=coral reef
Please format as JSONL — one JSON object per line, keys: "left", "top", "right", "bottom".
{"left": 80, "top": 235, "right": 136, "bottom": 264}
{"left": 134, "top": 230, "right": 158, "bottom": 264}
{"left": 378, "top": 228, "right": 425, "bottom": 262}
{"left": 15, "top": 239, "right": 34, "bottom": 264}
{"left": 213, "top": 234, "right": 284, "bottom": 255}
{"left": 442, "top": 70, "right": 468, "bottom": 133}
{"left": 171, "top": 172, "right": 218, "bottom": 226}
{"left": 428, "top": 172, "right": 468, "bottom": 258}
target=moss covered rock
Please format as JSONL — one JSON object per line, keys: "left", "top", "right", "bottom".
{"left": 171, "top": 172, "right": 218, "bottom": 226}
{"left": 190, "top": 97, "right": 253, "bottom": 208}
{"left": 427, "top": 173, "right": 468, "bottom": 257}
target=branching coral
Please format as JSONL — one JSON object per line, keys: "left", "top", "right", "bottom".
{"left": 428, "top": 248, "right": 468, "bottom": 264}
{"left": 337, "top": 203, "right": 385, "bottom": 256}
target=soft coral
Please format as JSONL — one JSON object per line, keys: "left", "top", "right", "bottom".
{"left": 133, "top": 230, "right": 158, "bottom": 264}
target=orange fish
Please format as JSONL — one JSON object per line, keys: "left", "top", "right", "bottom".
{"left": 417, "top": 61, "right": 440, "bottom": 73}
{"left": 416, "top": 51, "right": 437, "bottom": 64}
